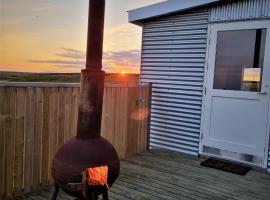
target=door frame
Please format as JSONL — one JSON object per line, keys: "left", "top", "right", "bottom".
{"left": 199, "top": 20, "right": 270, "bottom": 169}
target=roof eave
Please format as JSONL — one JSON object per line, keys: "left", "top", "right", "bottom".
{"left": 128, "top": 0, "right": 221, "bottom": 26}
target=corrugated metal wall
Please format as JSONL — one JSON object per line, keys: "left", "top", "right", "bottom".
{"left": 210, "top": 0, "right": 270, "bottom": 22}
{"left": 140, "top": 9, "right": 209, "bottom": 156}
{"left": 267, "top": 146, "right": 270, "bottom": 173}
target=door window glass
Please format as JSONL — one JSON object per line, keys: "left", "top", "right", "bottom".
{"left": 213, "top": 29, "right": 266, "bottom": 92}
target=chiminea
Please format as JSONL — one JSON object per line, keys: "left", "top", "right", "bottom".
{"left": 51, "top": 0, "right": 120, "bottom": 199}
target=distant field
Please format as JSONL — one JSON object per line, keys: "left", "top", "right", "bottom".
{"left": 0, "top": 71, "right": 139, "bottom": 84}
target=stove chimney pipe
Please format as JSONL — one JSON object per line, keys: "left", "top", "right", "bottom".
{"left": 77, "top": 0, "right": 105, "bottom": 139}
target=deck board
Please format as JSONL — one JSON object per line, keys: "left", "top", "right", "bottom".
{"left": 14, "top": 149, "right": 270, "bottom": 200}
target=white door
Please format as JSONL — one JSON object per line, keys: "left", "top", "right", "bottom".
{"left": 201, "top": 20, "right": 270, "bottom": 168}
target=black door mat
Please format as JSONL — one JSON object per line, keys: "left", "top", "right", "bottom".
{"left": 201, "top": 158, "right": 250, "bottom": 175}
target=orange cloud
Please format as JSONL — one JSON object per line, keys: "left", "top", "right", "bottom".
{"left": 28, "top": 48, "right": 140, "bottom": 73}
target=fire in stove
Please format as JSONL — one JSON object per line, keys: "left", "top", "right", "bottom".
{"left": 65, "top": 166, "right": 111, "bottom": 199}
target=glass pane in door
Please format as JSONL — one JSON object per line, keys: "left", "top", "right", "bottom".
{"left": 213, "top": 29, "right": 266, "bottom": 92}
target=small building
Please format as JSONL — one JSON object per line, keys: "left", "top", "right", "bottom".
{"left": 128, "top": 0, "right": 270, "bottom": 172}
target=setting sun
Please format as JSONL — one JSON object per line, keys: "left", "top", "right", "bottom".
{"left": 120, "top": 71, "right": 126, "bottom": 75}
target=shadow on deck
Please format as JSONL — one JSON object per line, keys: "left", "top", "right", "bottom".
{"left": 15, "top": 149, "right": 270, "bottom": 200}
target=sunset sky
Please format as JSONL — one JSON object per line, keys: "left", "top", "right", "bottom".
{"left": 0, "top": 0, "right": 163, "bottom": 73}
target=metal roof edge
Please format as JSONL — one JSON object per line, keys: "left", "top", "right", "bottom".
{"left": 128, "top": 0, "right": 221, "bottom": 26}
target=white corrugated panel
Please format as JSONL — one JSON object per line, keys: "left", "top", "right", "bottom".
{"left": 210, "top": 0, "right": 270, "bottom": 22}
{"left": 140, "top": 9, "right": 208, "bottom": 156}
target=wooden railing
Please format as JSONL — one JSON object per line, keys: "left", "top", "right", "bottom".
{"left": 0, "top": 82, "right": 150, "bottom": 199}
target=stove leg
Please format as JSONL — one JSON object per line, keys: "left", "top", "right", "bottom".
{"left": 102, "top": 189, "right": 108, "bottom": 200}
{"left": 87, "top": 191, "right": 98, "bottom": 200}
{"left": 50, "top": 183, "right": 59, "bottom": 200}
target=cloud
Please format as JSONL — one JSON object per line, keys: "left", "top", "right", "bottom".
{"left": 55, "top": 48, "right": 86, "bottom": 59}
{"left": 28, "top": 48, "right": 141, "bottom": 73}
{"left": 103, "top": 50, "right": 140, "bottom": 73}
{"left": 29, "top": 59, "right": 85, "bottom": 65}
{"left": 32, "top": 5, "right": 62, "bottom": 12}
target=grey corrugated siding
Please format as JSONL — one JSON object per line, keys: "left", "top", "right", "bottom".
{"left": 268, "top": 146, "right": 270, "bottom": 172}
{"left": 140, "top": 9, "right": 208, "bottom": 156}
{"left": 210, "top": 0, "right": 270, "bottom": 22}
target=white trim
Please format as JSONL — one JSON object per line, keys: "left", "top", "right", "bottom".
{"left": 199, "top": 23, "right": 212, "bottom": 155}
{"left": 128, "top": 0, "right": 220, "bottom": 25}
{"left": 264, "top": 21, "right": 270, "bottom": 168}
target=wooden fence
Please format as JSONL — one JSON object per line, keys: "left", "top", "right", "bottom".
{"left": 0, "top": 82, "right": 150, "bottom": 199}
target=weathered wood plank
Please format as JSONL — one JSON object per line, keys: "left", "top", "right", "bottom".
{"left": 138, "top": 87, "right": 144, "bottom": 153}
{"left": 57, "top": 88, "right": 65, "bottom": 147}
{"left": 64, "top": 88, "right": 72, "bottom": 141}
{"left": 48, "top": 88, "right": 58, "bottom": 183}
{"left": 112, "top": 88, "right": 120, "bottom": 156}
{"left": 13, "top": 88, "right": 25, "bottom": 195}
{"left": 70, "top": 88, "right": 79, "bottom": 138}
{"left": 32, "top": 88, "right": 43, "bottom": 190}
{"left": 100, "top": 87, "right": 107, "bottom": 139}
{"left": 119, "top": 87, "right": 128, "bottom": 159}
{"left": 0, "top": 88, "right": 5, "bottom": 197}
{"left": 101, "top": 87, "right": 115, "bottom": 152}
{"left": 41, "top": 88, "right": 51, "bottom": 185}
{"left": 108, "top": 87, "right": 115, "bottom": 146}
{"left": 113, "top": 87, "right": 123, "bottom": 158}
{"left": 4, "top": 87, "right": 16, "bottom": 198}
{"left": 23, "top": 88, "right": 35, "bottom": 193}
{"left": 143, "top": 86, "right": 150, "bottom": 152}
{"left": 127, "top": 87, "right": 139, "bottom": 156}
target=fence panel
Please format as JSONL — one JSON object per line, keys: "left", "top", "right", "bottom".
{"left": 0, "top": 82, "right": 150, "bottom": 199}
{"left": 100, "top": 84, "right": 150, "bottom": 159}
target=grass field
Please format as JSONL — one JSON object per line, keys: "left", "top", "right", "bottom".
{"left": 0, "top": 71, "right": 139, "bottom": 84}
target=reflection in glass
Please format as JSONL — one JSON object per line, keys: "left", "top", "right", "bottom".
{"left": 213, "top": 29, "right": 266, "bottom": 92}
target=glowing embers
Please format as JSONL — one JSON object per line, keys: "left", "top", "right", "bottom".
{"left": 66, "top": 165, "right": 110, "bottom": 199}
{"left": 87, "top": 165, "right": 109, "bottom": 188}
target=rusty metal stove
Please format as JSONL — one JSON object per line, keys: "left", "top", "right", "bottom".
{"left": 50, "top": 0, "right": 120, "bottom": 199}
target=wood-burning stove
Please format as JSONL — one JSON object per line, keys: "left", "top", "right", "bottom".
{"left": 50, "top": 0, "right": 120, "bottom": 199}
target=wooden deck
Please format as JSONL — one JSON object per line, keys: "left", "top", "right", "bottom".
{"left": 15, "top": 149, "right": 270, "bottom": 200}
